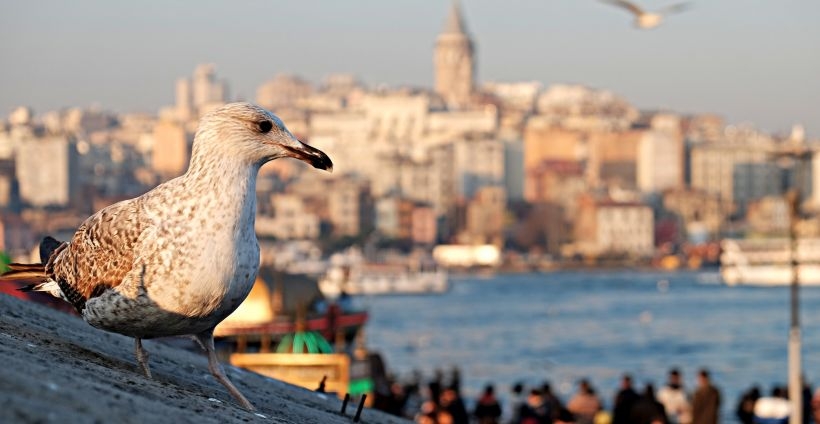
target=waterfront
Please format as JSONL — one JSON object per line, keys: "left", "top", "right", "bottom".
{"left": 361, "top": 270, "right": 820, "bottom": 420}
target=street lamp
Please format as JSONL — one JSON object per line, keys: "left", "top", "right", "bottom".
{"left": 771, "top": 146, "right": 812, "bottom": 424}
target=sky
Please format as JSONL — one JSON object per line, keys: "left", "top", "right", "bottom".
{"left": 0, "top": 0, "right": 818, "bottom": 136}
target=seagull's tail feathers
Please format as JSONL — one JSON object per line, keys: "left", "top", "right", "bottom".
{"left": 2, "top": 263, "right": 64, "bottom": 299}
{"left": 3, "top": 262, "right": 48, "bottom": 286}
{"left": 3, "top": 263, "right": 47, "bottom": 282}
{"left": 3, "top": 236, "right": 66, "bottom": 296}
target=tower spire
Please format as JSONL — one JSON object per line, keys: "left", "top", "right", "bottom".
{"left": 443, "top": 0, "right": 468, "bottom": 35}
{"left": 435, "top": 0, "right": 475, "bottom": 108}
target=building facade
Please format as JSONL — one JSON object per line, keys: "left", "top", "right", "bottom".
{"left": 16, "top": 135, "right": 79, "bottom": 208}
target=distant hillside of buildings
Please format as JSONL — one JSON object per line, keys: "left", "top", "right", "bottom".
{"left": 1, "top": 2, "right": 817, "bottom": 269}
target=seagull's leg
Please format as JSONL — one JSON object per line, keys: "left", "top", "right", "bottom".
{"left": 194, "top": 330, "right": 255, "bottom": 411}
{"left": 134, "top": 337, "right": 152, "bottom": 378}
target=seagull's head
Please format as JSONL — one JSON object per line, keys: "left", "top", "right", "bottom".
{"left": 195, "top": 102, "right": 333, "bottom": 172}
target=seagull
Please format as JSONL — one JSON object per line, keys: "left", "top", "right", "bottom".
{"left": 599, "top": 0, "right": 691, "bottom": 29}
{"left": 2, "top": 102, "right": 332, "bottom": 411}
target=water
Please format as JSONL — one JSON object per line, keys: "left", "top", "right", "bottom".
{"left": 357, "top": 270, "right": 820, "bottom": 421}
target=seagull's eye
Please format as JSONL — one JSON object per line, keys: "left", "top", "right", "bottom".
{"left": 258, "top": 120, "right": 273, "bottom": 133}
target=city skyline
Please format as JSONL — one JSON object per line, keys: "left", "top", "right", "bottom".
{"left": 1, "top": 0, "right": 818, "bottom": 136}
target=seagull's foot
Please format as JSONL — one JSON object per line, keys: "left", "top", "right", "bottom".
{"left": 134, "top": 337, "right": 152, "bottom": 379}
{"left": 195, "top": 330, "right": 255, "bottom": 411}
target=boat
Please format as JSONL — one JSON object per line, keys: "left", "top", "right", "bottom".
{"left": 318, "top": 248, "right": 448, "bottom": 297}
{"left": 215, "top": 268, "right": 368, "bottom": 353}
{"left": 719, "top": 238, "right": 820, "bottom": 286}
{"left": 214, "top": 266, "right": 400, "bottom": 404}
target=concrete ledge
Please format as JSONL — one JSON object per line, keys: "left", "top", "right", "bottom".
{"left": 0, "top": 293, "right": 409, "bottom": 424}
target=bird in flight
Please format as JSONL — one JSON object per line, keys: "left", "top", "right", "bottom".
{"left": 599, "top": 0, "right": 691, "bottom": 29}
{"left": 3, "top": 102, "right": 333, "bottom": 411}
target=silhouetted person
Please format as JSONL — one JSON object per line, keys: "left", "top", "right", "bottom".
{"left": 506, "top": 382, "right": 526, "bottom": 424}
{"left": 429, "top": 369, "right": 444, "bottom": 408}
{"left": 518, "top": 389, "right": 551, "bottom": 424}
{"left": 613, "top": 374, "right": 640, "bottom": 424}
{"left": 404, "top": 378, "right": 423, "bottom": 419}
{"left": 630, "top": 383, "right": 669, "bottom": 424}
{"left": 568, "top": 379, "right": 602, "bottom": 424}
{"left": 735, "top": 386, "right": 760, "bottom": 424}
{"left": 542, "top": 382, "right": 569, "bottom": 422}
{"left": 658, "top": 369, "right": 692, "bottom": 424}
{"left": 810, "top": 387, "right": 820, "bottom": 424}
{"left": 753, "top": 386, "right": 790, "bottom": 424}
{"left": 449, "top": 366, "right": 462, "bottom": 392}
{"left": 441, "top": 387, "right": 469, "bottom": 424}
{"left": 474, "top": 384, "right": 503, "bottom": 424}
{"left": 416, "top": 398, "right": 438, "bottom": 422}
{"left": 383, "top": 381, "right": 408, "bottom": 417}
{"left": 804, "top": 380, "right": 813, "bottom": 424}
{"left": 691, "top": 369, "right": 720, "bottom": 424}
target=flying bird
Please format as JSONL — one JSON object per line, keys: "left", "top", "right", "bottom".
{"left": 599, "top": 0, "right": 691, "bottom": 29}
{"left": 2, "top": 102, "right": 332, "bottom": 411}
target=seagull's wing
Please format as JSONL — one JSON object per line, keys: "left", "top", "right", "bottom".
{"left": 48, "top": 199, "right": 144, "bottom": 311}
{"left": 599, "top": 0, "right": 645, "bottom": 16}
{"left": 659, "top": 2, "right": 691, "bottom": 15}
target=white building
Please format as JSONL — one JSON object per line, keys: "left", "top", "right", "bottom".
{"left": 637, "top": 114, "right": 683, "bottom": 193}
{"left": 452, "top": 135, "right": 505, "bottom": 199}
{"left": 16, "top": 135, "right": 79, "bottom": 207}
{"left": 426, "top": 106, "right": 498, "bottom": 139}
{"left": 689, "top": 142, "right": 773, "bottom": 208}
{"left": 256, "top": 194, "right": 320, "bottom": 240}
{"left": 535, "top": 84, "right": 638, "bottom": 131}
{"left": 595, "top": 202, "right": 654, "bottom": 256}
{"left": 482, "top": 81, "right": 542, "bottom": 112}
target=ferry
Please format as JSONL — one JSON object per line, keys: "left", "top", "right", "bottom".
{"left": 719, "top": 238, "right": 820, "bottom": 286}
{"left": 318, "top": 248, "right": 448, "bottom": 297}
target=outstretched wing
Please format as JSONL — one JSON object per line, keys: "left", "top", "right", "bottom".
{"left": 600, "top": 0, "right": 645, "bottom": 16}
{"left": 659, "top": 2, "right": 691, "bottom": 15}
{"left": 49, "top": 198, "right": 145, "bottom": 311}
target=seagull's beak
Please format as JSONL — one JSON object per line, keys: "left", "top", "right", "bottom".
{"left": 281, "top": 136, "right": 333, "bottom": 172}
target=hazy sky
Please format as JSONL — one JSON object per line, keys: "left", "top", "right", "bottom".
{"left": 1, "top": 0, "right": 818, "bottom": 136}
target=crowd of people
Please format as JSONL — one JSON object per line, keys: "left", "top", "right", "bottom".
{"left": 366, "top": 367, "right": 820, "bottom": 424}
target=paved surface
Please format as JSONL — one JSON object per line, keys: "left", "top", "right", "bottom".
{"left": 0, "top": 293, "right": 408, "bottom": 424}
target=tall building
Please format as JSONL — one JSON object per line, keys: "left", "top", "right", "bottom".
{"left": 637, "top": 114, "right": 684, "bottom": 193}
{"left": 434, "top": 0, "right": 475, "bottom": 109}
{"left": 192, "top": 64, "right": 228, "bottom": 109}
{"left": 503, "top": 137, "right": 525, "bottom": 201}
{"left": 16, "top": 135, "right": 79, "bottom": 208}
{"left": 689, "top": 142, "right": 771, "bottom": 211}
{"left": 375, "top": 196, "right": 415, "bottom": 240}
{"left": 175, "top": 78, "right": 193, "bottom": 121}
{"left": 0, "top": 159, "right": 19, "bottom": 210}
{"left": 453, "top": 135, "right": 505, "bottom": 199}
{"left": 152, "top": 120, "right": 193, "bottom": 179}
{"left": 174, "top": 64, "right": 229, "bottom": 120}
{"left": 327, "top": 178, "right": 373, "bottom": 237}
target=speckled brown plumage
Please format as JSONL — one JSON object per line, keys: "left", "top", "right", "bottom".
{"left": 3, "top": 102, "right": 332, "bottom": 411}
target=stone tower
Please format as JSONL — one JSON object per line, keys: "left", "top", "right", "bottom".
{"left": 434, "top": 0, "right": 475, "bottom": 109}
